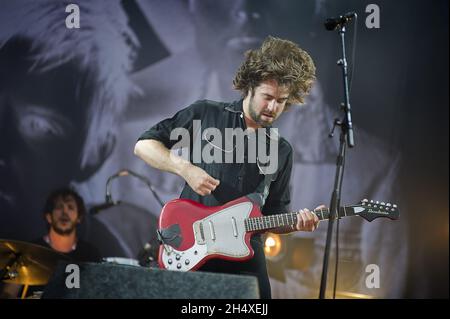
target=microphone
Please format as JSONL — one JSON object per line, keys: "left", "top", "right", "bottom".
{"left": 324, "top": 12, "right": 357, "bottom": 31}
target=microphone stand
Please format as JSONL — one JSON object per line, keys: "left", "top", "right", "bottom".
{"left": 124, "top": 170, "right": 165, "bottom": 208}
{"left": 97, "top": 169, "right": 165, "bottom": 265}
{"left": 319, "top": 24, "right": 355, "bottom": 299}
{"left": 105, "top": 169, "right": 165, "bottom": 208}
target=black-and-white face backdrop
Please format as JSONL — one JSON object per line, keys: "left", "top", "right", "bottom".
{"left": 0, "top": 0, "right": 448, "bottom": 298}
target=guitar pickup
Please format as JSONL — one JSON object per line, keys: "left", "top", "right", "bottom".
{"left": 208, "top": 220, "right": 216, "bottom": 241}
{"left": 231, "top": 217, "right": 238, "bottom": 237}
{"left": 193, "top": 221, "right": 206, "bottom": 245}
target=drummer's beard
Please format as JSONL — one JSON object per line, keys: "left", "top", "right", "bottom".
{"left": 50, "top": 217, "right": 78, "bottom": 236}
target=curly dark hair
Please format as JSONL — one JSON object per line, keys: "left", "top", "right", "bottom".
{"left": 43, "top": 187, "right": 86, "bottom": 221}
{"left": 233, "top": 36, "right": 316, "bottom": 107}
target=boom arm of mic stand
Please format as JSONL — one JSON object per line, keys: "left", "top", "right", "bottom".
{"left": 105, "top": 170, "right": 165, "bottom": 209}
{"left": 126, "top": 170, "right": 165, "bottom": 208}
{"left": 105, "top": 174, "right": 117, "bottom": 204}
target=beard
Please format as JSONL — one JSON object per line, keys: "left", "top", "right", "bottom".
{"left": 248, "top": 98, "right": 274, "bottom": 128}
{"left": 50, "top": 219, "right": 77, "bottom": 235}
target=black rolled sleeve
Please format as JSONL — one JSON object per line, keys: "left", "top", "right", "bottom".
{"left": 137, "top": 100, "right": 205, "bottom": 149}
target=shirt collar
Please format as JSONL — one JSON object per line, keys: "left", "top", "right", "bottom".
{"left": 224, "top": 99, "right": 245, "bottom": 115}
{"left": 224, "top": 99, "right": 278, "bottom": 143}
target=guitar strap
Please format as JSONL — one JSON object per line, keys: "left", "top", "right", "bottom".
{"left": 247, "top": 159, "right": 278, "bottom": 207}
{"left": 252, "top": 127, "right": 280, "bottom": 207}
{"left": 156, "top": 224, "right": 182, "bottom": 248}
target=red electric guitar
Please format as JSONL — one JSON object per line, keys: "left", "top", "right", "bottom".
{"left": 157, "top": 195, "right": 399, "bottom": 271}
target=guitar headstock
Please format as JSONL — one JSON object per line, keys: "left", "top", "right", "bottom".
{"left": 347, "top": 199, "right": 400, "bottom": 222}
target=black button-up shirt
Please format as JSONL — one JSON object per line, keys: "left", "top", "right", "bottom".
{"left": 138, "top": 99, "right": 293, "bottom": 216}
{"left": 138, "top": 99, "right": 293, "bottom": 299}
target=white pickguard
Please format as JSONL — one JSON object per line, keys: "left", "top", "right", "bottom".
{"left": 161, "top": 201, "right": 253, "bottom": 271}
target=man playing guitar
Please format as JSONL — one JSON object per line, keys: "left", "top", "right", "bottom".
{"left": 135, "top": 36, "right": 320, "bottom": 299}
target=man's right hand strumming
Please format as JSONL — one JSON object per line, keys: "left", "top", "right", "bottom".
{"left": 134, "top": 139, "right": 220, "bottom": 197}
{"left": 180, "top": 163, "right": 220, "bottom": 196}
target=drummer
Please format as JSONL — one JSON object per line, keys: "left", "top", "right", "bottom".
{"left": 36, "top": 187, "right": 100, "bottom": 262}
{"left": 1, "top": 187, "right": 101, "bottom": 298}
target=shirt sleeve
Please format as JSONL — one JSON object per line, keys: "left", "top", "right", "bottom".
{"left": 261, "top": 141, "right": 293, "bottom": 216}
{"left": 137, "top": 100, "right": 205, "bottom": 149}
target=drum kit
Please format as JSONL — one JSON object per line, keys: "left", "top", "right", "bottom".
{"left": 0, "top": 239, "right": 69, "bottom": 285}
{"left": 1, "top": 170, "right": 162, "bottom": 298}
{"left": 0, "top": 239, "right": 144, "bottom": 299}
{"left": 1, "top": 238, "right": 377, "bottom": 299}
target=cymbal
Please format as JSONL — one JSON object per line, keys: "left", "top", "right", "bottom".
{"left": 0, "top": 239, "right": 70, "bottom": 285}
{"left": 334, "top": 290, "right": 375, "bottom": 299}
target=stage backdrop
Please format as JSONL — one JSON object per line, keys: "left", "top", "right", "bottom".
{"left": 0, "top": 0, "right": 448, "bottom": 298}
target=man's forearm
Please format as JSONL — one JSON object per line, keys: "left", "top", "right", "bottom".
{"left": 134, "top": 139, "right": 190, "bottom": 177}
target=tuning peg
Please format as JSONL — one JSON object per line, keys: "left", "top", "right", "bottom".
{"left": 393, "top": 204, "right": 397, "bottom": 208}
{"left": 362, "top": 199, "right": 368, "bottom": 202}
{"left": 370, "top": 200, "right": 374, "bottom": 203}
{"left": 386, "top": 203, "right": 391, "bottom": 207}
{"left": 381, "top": 202, "right": 385, "bottom": 205}
{"left": 376, "top": 201, "right": 379, "bottom": 204}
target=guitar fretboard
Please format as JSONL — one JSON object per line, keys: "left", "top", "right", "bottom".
{"left": 244, "top": 208, "right": 349, "bottom": 232}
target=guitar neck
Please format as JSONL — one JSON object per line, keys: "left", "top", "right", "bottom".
{"left": 244, "top": 207, "right": 353, "bottom": 232}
